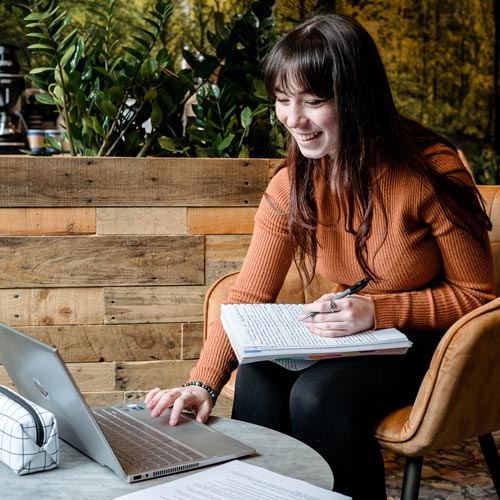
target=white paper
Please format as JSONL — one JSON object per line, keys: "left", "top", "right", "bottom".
{"left": 114, "top": 460, "right": 351, "bottom": 500}
{"left": 220, "top": 303, "right": 412, "bottom": 362}
{"left": 272, "top": 358, "right": 318, "bottom": 371}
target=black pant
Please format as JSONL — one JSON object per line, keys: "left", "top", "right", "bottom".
{"left": 231, "top": 330, "right": 444, "bottom": 500}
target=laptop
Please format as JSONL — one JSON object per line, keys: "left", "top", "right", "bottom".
{"left": 0, "top": 322, "right": 255, "bottom": 482}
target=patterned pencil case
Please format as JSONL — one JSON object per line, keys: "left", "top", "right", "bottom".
{"left": 0, "top": 385, "right": 59, "bottom": 474}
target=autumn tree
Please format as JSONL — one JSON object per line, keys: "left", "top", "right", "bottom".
{"left": 494, "top": 0, "right": 500, "bottom": 151}
{"left": 0, "top": 0, "right": 497, "bottom": 174}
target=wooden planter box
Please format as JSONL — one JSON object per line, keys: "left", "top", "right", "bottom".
{"left": 0, "top": 155, "right": 279, "bottom": 406}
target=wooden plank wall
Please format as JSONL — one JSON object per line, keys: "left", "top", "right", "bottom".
{"left": 0, "top": 156, "right": 279, "bottom": 412}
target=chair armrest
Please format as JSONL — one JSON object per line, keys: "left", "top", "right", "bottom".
{"left": 376, "top": 297, "right": 500, "bottom": 456}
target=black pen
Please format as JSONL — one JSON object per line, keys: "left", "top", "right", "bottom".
{"left": 301, "top": 277, "right": 371, "bottom": 320}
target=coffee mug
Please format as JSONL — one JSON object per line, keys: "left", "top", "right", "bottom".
{"left": 26, "top": 129, "right": 44, "bottom": 152}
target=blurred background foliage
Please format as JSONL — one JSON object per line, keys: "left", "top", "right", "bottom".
{"left": 0, "top": 0, "right": 498, "bottom": 183}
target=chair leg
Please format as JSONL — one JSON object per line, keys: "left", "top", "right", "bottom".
{"left": 400, "top": 456, "right": 423, "bottom": 500}
{"left": 478, "top": 433, "right": 500, "bottom": 497}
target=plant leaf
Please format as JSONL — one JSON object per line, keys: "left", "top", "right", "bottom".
{"left": 217, "top": 134, "right": 235, "bottom": 152}
{"left": 240, "top": 107, "right": 252, "bottom": 128}
{"left": 144, "top": 88, "right": 158, "bottom": 100}
{"left": 98, "top": 100, "right": 118, "bottom": 120}
{"left": 150, "top": 100, "right": 163, "bottom": 129}
{"left": 158, "top": 136, "right": 183, "bottom": 152}
{"left": 28, "top": 43, "right": 54, "bottom": 50}
{"left": 35, "top": 93, "right": 55, "bottom": 105}
{"left": 60, "top": 44, "right": 76, "bottom": 67}
{"left": 30, "top": 67, "right": 54, "bottom": 74}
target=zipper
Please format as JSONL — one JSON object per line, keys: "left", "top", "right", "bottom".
{"left": 0, "top": 385, "right": 44, "bottom": 447}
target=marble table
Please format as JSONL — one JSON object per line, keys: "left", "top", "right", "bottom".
{"left": 2, "top": 416, "right": 334, "bottom": 499}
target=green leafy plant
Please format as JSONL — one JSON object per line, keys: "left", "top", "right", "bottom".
{"left": 8, "top": 0, "right": 194, "bottom": 156}
{"left": 159, "top": 0, "right": 285, "bottom": 158}
{"left": 7, "top": 0, "right": 285, "bottom": 158}
{"left": 472, "top": 148, "right": 500, "bottom": 185}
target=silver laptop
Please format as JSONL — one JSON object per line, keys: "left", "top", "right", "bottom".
{"left": 0, "top": 323, "right": 255, "bottom": 482}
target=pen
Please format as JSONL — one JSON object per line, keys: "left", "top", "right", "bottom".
{"left": 301, "top": 277, "right": 371, "bottom": 320}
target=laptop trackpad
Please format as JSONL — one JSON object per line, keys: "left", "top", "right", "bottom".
{"left": 113, "top": 402, "right": 242, "bottom": 456}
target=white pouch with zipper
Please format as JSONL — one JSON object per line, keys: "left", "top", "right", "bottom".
{"left": 0, "top": 385, "right": 59, "bottom": 474}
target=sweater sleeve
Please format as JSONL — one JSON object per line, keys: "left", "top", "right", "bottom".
{"left": 372, "top": 153, "right": 495, "bottom": 331}
{"left": 189, "top": 169, "right": 294, "bottom": 393}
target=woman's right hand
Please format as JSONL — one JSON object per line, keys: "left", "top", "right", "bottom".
{"left": 144, "top": 386, "right": 213, "bottom": 426}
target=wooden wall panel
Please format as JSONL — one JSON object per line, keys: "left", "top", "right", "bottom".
{"left": 205, "top": 261, "right": 244, "bottom": 286}
{"left": 0, "top": 156, "right": 274, "bottom": 404}
{"left": 69, "top": 362, "right": 117, "bottom": 391}
{"left": 187, "top": 207, "right": 256, "bottom": 234}
{"left": 103, "top": 286, "right": 206, "bottom": 324}
{"left": 0, "top": 208, "right": 95, "bottom": 235}
{"left": 0, "top": 287, "right": 103, "bottom": 326}
{"left": 0, "top": 235, "right": 204, "bottom": 287}
{"left": 84, "top": 392, "right": 128, "bottom": 407}
{"left": 0, "top": 363, "right": 116, "bottom": 392}
{"left": 97, "top": 208, "right": 187, "bottom": 235}
{"left": 0, "top": 359, "right": 200, "bottom": 401}
{"left": 205, "top": 234, "right": 251, "bottom": 284}
{"left": 205, "top": 235, "right": 252, "bottom": 261}
{"left": 0, "top": 157, "right": 269, "bottom": 207}
{"left": 182, "top": 323, "right": 204, "bottom": 360}
{"left": 19, "top": 323, "right": 186, "bottom": 362}
{"left": 115, "top": 360, "right": 197, "bottom": 391}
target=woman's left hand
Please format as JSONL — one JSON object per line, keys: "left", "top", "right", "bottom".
{"left": 299, "top": 293, "right": 375, "bottom": 337}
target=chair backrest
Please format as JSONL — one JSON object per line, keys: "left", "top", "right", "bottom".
{"left": 479, "top": 185, "right": 500, "bottom": 295}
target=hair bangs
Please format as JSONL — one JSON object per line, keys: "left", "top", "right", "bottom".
{"left": 265, "top": 31, "right": 334, "bottom": 100}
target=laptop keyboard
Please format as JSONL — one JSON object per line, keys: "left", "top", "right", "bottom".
{"left": 94, "top": 407, "right": 204, "bottom": 470}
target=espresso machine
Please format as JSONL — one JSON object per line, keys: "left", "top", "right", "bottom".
{"left": 0, "top": 44, "right": 27, "bottom": 153}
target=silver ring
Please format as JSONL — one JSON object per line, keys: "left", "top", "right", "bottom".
{"left": 329, "top": 298, "right": 337, "bottom": 312}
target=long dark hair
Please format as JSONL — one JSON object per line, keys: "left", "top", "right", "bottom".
{"left": 264, "top": 14, "right": 491, "bottom": 283}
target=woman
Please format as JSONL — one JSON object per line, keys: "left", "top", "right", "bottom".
{"left": 146, "top": 14, "right": 495, "bottom": 499}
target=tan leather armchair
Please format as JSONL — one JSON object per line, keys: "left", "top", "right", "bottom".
{"left": 203, "top": 185, "right": 500, "bottom": 499}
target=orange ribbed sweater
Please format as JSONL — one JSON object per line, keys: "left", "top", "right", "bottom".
{"left": 190, "top": 144, "right": 495, "bottom": 393}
